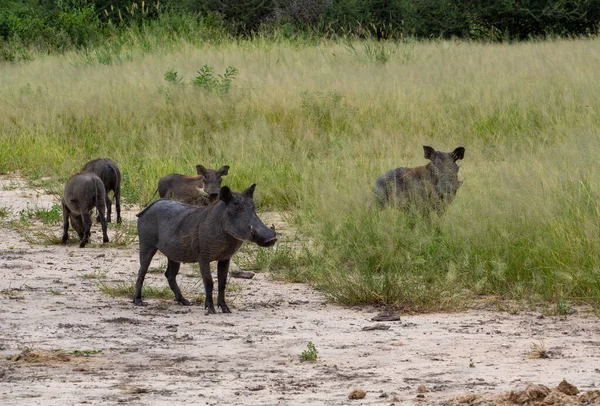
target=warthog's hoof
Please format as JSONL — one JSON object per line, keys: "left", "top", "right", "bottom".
{"left": 132, "top": 298, "right": 147, "bottom": 306}
{"left": 61, "top": 237, "right": 68, "bottom": 245}
{"left": 79, "top": 241, "right": 88, "bottom": 248}
{"left": 177, "top": 297, "right": 191, "bottom": 306}
{"left": 205, "top": 305, "right": 216, "bottom": 315}
{"left": 218, "top": 303, "right": 231, "bottom": 313}
{"left": 103, "top": 236, "right": 110, "bottom": 244}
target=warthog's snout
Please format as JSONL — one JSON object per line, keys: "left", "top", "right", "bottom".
{"left": 250, "top": 224, "right": 277, "bottom": 247}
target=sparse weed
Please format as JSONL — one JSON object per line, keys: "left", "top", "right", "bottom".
{"left": 556, "top": 299, "right": 575, "bottom": 316}
{"left": 301, "top": 341, "right": 318, "bottom": 361}
{"left": 72, "top": 349, "right": 102, "bottom": 357}
{"left": 529, "top": 341, "right": 549, "bottom": 359}
{"left": 80, "top": 270, "right": 108, "bottom": 280}
{"left": 48, "top": 289, "right": 62, "bottom": 295}
{"left": 18, "top": 204, "right": 61, "bottom": 225}
{"left": 0, "top": 207, "right": 10, "bottom": 219}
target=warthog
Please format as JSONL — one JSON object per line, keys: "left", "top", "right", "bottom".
{"left": 156, "top": 164, "right": 230, "bottom": 205}
{"left": 81, "top": 158, "right": 122, "bottom": 223}
{"left": 62, "top": 172, "right": 110, "bottom": 248}
{"left": 157, "top": 174, "right": 208, "bottom": 205}
{"left": 134, "top": 184, "right": 277, "bottom": 313}
{"left": 374, "top": 146, "right": 465, "bottom": 212}
{"left": 195, "top": 164, "right": 230, "bottom": 201}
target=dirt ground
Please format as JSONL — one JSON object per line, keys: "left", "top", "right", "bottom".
{"left": 1, "top": 174, "right": 599, "bottom": 406}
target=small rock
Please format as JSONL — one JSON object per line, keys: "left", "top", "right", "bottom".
{"left": 371, "top": 312, "right": 401, "bottom": 322}
{"left": 362, "top": 324, "right": 391, "bottom": 331}
{"left": 417, "top": 385, "right": 429, "bottom": 393}
{"left": 230, "top": 270, "right": 255, "bottom": 279}
{"left": 348, "top": 389, "right": 366, "bottom": 400}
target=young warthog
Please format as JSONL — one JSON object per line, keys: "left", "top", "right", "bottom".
{"left": 134, "top": 184, "right": 277, "bottom": 313}
{"left": 81, "top": 158, "right": 122, "bottom": 223}
{"left": 156, "top": 164, "right": 230, "bottom": 205}
{"left": 62, "top": 172, "right": 110, "bottom": 248}
{"left": 374, "top": 146, "right": 465, "bottom": 212}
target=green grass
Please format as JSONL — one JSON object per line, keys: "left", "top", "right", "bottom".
{"left": 1, "top": 37, "right": 600, "bottom": 310}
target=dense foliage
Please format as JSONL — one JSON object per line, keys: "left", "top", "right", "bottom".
{"left": 1, "top": 0, "right": 598, "bottom": 60}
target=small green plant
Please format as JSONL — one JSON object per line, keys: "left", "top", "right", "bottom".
{"left": 191, "top": 64, "right": 238, "bottom": 94}
{"left": 301, "top": 341, "right": 318, "bottom": 362}
{"left": 80, "top": 270, "right": 108, "bottom": 280}
{"left": 164, "top": 69, "right": 183, "bottom": 84}
{"left": 0, "top": 207, "right": 10, "bottom": 219}
{"left": 469, "top": 358, "right": 475, "bottom": 368}
{"left": 556, "top": 299, "right": 575, "bottom": 316}
{"left": 48, "top": 289, "right": 62, "bottom": 295}
{"left": 18, "top": 204, "right": 61, "bottom": 225}
{"left": 72, "top": 349, "right": 102, "bottom": 357}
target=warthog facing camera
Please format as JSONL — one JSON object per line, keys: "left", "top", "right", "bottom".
{"left": 134, "top": 184, "right": 276, "bottom": 313}
{"left": 62, "top": 172, "right": 109, "bottom": 248}
{"left": 81, "top": 158, "right": 122, "bottom": 223}
{"left": 374, "top": 146, "right": 465, "bottom": 212}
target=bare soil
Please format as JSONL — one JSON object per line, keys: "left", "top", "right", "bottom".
{"left": 1, "top": 174, "right": 599, "bottom": 405}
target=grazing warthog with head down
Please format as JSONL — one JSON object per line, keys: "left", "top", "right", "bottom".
{"left": 81, "top": 158, "right": 122, "bottom": 223}
{"left": 62, "top": 172, "right": 110, "bottom": 248}
{"left": 374, "top": 146, "right": 465, "bottom": 212}
{"left": 156, "top": 164, "right": 230, "bottom": 206}
{"left": 134, "top": 184, "right": 276, "bottom": 313}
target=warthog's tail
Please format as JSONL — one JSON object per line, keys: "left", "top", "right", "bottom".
{"left": 136, "top": 198, "right": 165, "bottom": 217}
{"left": 143, "top": 188, "right": 160, "bottom": 208}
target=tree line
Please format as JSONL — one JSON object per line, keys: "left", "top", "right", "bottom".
{"left": 1, "top": 0, "right": 599, "bottom": 52}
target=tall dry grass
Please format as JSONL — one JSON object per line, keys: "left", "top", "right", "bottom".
{"left": 1, "top": 38, "right": 599, "bottom": 309}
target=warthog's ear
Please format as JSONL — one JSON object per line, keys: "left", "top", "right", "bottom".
{"left": 196, "top": 165, "right": 207, "bottom": 175}
{"left": 219, "top": 186, "right": 232, "bottom": 204}
{"left": 451, "top": 147, "right": 465, "bottom": 161}
{"left": 423, "top": 146, "right": 436, "bottom": 160}
{"left": 218, "top": 165, "right": 230, "bottom": 176}
{"left": 243, "top": 184, "right": 256, "bottom": 199}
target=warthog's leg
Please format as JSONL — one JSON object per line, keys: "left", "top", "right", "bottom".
{"left": 133, "top": 246, "right": 157, "bottom": 306}
{"left": 79, "top": 211, "right": 92, "bottom": 248}
{"left": 115, "top": 189, "right": 122, "bottom": 224}
{"left": 164, "top": 259, "right": 190, "bottom": 306}
{"left": 61, "top": 202, "right": 70, "bottom": 244}
{"left": 199, "top": 260, "right": 215, "bottom": 314}
{"left": 217, "top": 259, "right": 231, "bottom": 313}
{"left": 96, "top": 204, "right": 110, "bottom": 244}
{"left": 104, "top": 195, "right": 112, "bottom": 223}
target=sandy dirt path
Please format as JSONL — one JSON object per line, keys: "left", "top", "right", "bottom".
{"left": 0, "top": 175, "right": 599, "bottom": 405}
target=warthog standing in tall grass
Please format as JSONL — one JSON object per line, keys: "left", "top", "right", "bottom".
{"left": 62, "top": 172, "right": 110, "bottom": 248}
{"left": 157, "top": 164, "right": 230, "bottom": 206}
{"left": 134, "top": 184, "right": 277, "bottom": 313}
{"left": 81, "top": 158, "right": 122, "bottom": 223}
{"left": 374, "top": 146, "right": 465, "bottom": 212}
